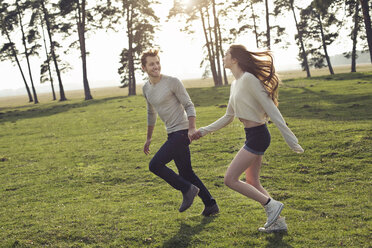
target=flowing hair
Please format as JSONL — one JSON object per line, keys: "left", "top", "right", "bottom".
{"left": 229, "top": 44, "right": 280, "bottom": 106}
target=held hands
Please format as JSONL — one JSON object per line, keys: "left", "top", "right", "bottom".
{"left": 144, "top": 139, "right": 151, "bottom": 155}
{"left": 188, "top": 128, "right": 203, "bottom": 143}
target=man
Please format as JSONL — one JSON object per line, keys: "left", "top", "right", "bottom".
{"left": 141, "top": 49, "right": 219, "bottom": 216}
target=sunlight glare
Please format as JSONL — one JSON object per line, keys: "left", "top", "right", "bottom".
{"left": 180, "top": 0, "right": 191, "bottom": 7}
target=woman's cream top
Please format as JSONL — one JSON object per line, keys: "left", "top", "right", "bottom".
{"left": 199, "top": 72, "right": 303, "bottom": 153}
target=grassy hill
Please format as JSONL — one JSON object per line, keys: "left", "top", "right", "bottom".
{"left": 0, "top": 71, "right": 371, "bottom": 247}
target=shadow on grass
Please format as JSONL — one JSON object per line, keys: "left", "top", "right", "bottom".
{"left": 282, "top": 71, "right": 372, "bottom": 83}
{"left": 188, "top": 83, "right": 372, "bottom": 121}
{"left": 162, "top": 216, "right": 217, "bottom": 248}
{"left": 1, "top": 72, "right": 371, "bottom": 123}
{"left": 188, "top": 86, "right": 230, "bottom": 108}
{"left": 279, "top": 87, "right": 372, "bottom": 121}
{"left": 0, "top": 96, "right": 128, "bottom": 124}
{"left": 264, "top": 232, "right": 293, "bottom": 248}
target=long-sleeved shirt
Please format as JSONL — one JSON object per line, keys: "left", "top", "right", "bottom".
{"left": 199, "top": 72, "right": 303, "bottom": 152}
{"left": 142, "top": 75, "right": 196, "bottom": 134}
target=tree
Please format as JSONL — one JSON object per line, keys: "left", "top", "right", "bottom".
{"left": 274, "top": 0, "right": 311, "bottom": 77}
{"left": 359, "top": 0, "right": 372, "bottom": 63}
{"left": 59, "top": 0, "right": 92, "bottom": 100}
{"left": 39, "top": 0, "right": 67, "bottom": 101}
{"left": 16, "top": 0, "right": 40, "bottom": 103}
{"left": 113, "top": 0, "right": 159, "bottom": 95}
{"left": 230, "top": 0, "right": 262, "bottom": 49}
{"left": 344, "top": 0, "right": 365, "bottom": 72}
{"left": 264, "top": 0, "right": 271, "bottom": 49}
{"left": 230, "top": 0, "right": 286, "bottom": 50}
{"left": 39, "top": 11, "right": 56, "bottom": 100}
{"left": 215, "top": 9, "right": 228, "bottom": 85}
{"left": 0, "top": 1, "right": 33, "bottom": 102}
{"left": 169, "top": 0, "right": 225, "bottom": 86}
{"left": 200, "top": 1, "right": 221, "bottom": 85}
{"left": 299, "top": 0, "right": 342, "bottom": 75}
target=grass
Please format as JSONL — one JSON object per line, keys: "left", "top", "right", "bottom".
{"left": 0, "top": 69, "right": 371, "bottom": 247}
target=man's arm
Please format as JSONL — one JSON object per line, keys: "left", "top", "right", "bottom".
{"left": 144, "top": 125, "right": 155, "bottom": 155}
{"left": 188, "top": 116, "right": 197, "bottom": 143}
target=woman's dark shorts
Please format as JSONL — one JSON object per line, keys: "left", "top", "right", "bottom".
{"left": 243, "top": 124, "right": 271, "bottom": 155}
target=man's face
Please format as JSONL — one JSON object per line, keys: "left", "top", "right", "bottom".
{"left": 142, "top": 56, "right": 161, "bottom": 78}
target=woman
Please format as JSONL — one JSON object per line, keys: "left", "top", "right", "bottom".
{"left": 192, "top": 44, "right": 304, "bottom": 232}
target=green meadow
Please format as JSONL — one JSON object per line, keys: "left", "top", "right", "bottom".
{"left": 0, "top": 71, "right": 371, "bottom": 247}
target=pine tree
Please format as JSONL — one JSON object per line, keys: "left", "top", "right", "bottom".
{"left": 59, "top": 0, "right": 93, "bottom": 100}
{"left": 359, "top": 0, "right": 372, "bottom": 63}
{"left": 299, "top": 0, "right": 342, "bottom": 75}
{"left": 16, "top": 0, "right": 40, "bottom": 103}
{"left": 274, "top": 0, "right": 311, "bottom": 77}
{"left": 169, "top": 0, "right": 225, "bottom": 86}
{"left": 0, "top": 1, "right": 33, "bottom": 102}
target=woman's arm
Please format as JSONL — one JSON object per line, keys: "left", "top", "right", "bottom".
{"left": 248, "top": 79, "right": 304, "bottom": 153}
{"left": 199, "top": 95, "right": 235, "bottom": 136}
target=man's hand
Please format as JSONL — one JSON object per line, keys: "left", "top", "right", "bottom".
{"left": 144, "top": 139, "right": 151, "bottom": 155}
{"left": 189, "top": 128, "right": 202, "bottom": 142}
{"left": 188, "top": 128, "right": 197, "bottom": 143}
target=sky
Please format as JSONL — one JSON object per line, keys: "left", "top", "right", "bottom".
{"left": 0, "top": 0, "right": 352, "bottom": 96}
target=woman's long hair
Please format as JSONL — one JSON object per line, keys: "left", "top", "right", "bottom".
{"left": 229, "top": 44, "right": 280, "bottom": 106}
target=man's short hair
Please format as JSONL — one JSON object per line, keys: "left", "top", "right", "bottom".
{"left": 141, "top": 49, "right": 159, "bottom": 67}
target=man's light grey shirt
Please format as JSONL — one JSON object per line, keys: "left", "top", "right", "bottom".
{"left": 142, "top": 75, "right": 196, "bottom": 134}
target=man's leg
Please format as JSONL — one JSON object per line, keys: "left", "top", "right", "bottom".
{"left": 172, "top": 131, "right": 216, "bottom": 207}
{"left": 149, "top": 136, "right": 190, "bottom": 193}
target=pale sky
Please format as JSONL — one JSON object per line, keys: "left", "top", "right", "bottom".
{"left": 0, "top": 0, "right": 351, "bottom": 95}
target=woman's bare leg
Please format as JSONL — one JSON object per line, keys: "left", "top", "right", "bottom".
{"left": 224, "top": 147, "right": 269, "bottom": 205}
{"left": 245, "top": 155, "right": 270, "bottom": 204}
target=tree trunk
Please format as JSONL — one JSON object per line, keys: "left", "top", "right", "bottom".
{"left": 126, "top": 5, "right": 131, "bottom": 95}
{"left": 317, "top": 13, "right": 334, "bottom": 75}
{"left": 200, "top": 7, "right": 218, "bottom": 85}
{"left": 351, "top": 0, "right": 360, "bottom": 72}
{"left": 359, "top": 0, "right": 372, "bottom": 63}
{"left": 131, "top": 63, "right": 136, "bottom": 95}
{"left": 211, "top": 0, "right": 222, "bottom": 86}
{"left": 216, "top": 17, "right": 228, "bottom": 85}
{"left": 265, "top": 0, "right": 271, "bottom": 50}
{"left": 250, "top": 2, "right": 260, "bottom": 49}
{"left": 16, "top": 0, "right": 38, "bottom": 103}
{"left": 127, "top": 4, "right": 136, "bottom": 96}
{"left": 39, "top": 12, "right": 56, "bottom": 100}
{"left": 77, "top": 0, "right": 92, "bottom": 100}
{"left": 2, "top": 20, "right": 33, "bottom": 102}
{"left": 205, "top": 6, "right": 220, "bottom": 86}
{"left": 291, "top": 3, "right": 311, "bottom": 77}
{"left": 41, "top": 0, "right": 66, "bottom": 101}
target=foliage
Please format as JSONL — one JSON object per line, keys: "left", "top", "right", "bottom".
{"left": 169, "top": 0, "right": 226, "bottom": 86}
{"left": 299, "top": 1, "right": 342, "bottom": 69}
{"left": 343, "top": 0, "right": 367, "bottom": 58}
{"left": 116, "top": 0, "right": 159, "bottom": 90}
{"left": 0, "top": 71, "right": 371, "bottom": 247}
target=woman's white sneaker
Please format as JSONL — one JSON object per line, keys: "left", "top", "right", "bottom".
{"left": 264, "top": 199, "right": 284, "bottom": 228}
{"left": 259, "top": 217, "right": 288, "bottom": 233}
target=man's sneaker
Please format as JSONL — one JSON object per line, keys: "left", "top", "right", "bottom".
{"left": 259, "top": 217, "right": 288, "bottom": 233}
{"left": 179, "top": 184, "right": 200, "bottom": 212}
{"left": 264, "top": 199, "right": 284, "bottom": 228}
{"left": 202, "top": 203, "right": 219, "bottom": 216}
